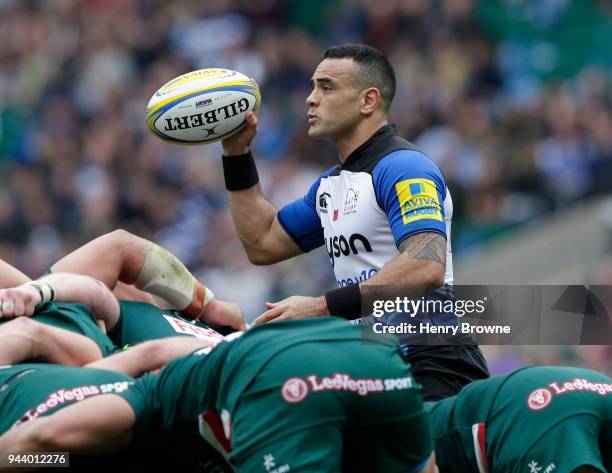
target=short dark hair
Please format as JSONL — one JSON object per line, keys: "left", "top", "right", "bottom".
{"left": 323, "top": 43, "right": 396, "bottom": 111}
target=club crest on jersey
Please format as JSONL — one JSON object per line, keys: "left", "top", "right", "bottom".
{"left": 527, "top": 388, "right": 553, "bottom": 410}
{"left": 395, "top": 178, "right": 442, "bottom": 224}
{"left": 342, "top": 187, "right": 359, "bottom": 216}
{"left": 318, "top": 192, "right": 331, "bottom": 214}
{"left": 528, "top": 378, "right": 612, "bottom": 411}
{"left": 281, "top": 378, "right": 309, "bottom": 403}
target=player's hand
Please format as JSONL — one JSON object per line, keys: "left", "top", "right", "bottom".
{"left": 0, "top": 285, "right": 41, "bottom": 319}
{"left": 253, "top": 296, "right": 329, "bottom": 325}
{"left": 221, "top": 111, "right": 258, "bottom": 156}
{"left": 201, "top": 299, "right": 247, "bottom": 332}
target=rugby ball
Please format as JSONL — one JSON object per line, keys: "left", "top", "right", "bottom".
{"left": 146, "top": 68, "right": 260, "bottom": 144}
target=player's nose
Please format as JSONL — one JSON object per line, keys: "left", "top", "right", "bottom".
{"left": 306, "top": 90, "right": 318, "bottom": 107}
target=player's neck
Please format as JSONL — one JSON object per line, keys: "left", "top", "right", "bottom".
{"left": 335, "top": 117, "right": 389, "bottom": 164}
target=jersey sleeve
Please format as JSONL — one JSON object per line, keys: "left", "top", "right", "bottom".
{"left": 276, "top": 166, "right": 337, "bottom": 252}
{"left": 372, "top": 150, "right": 447, "bottom": 248}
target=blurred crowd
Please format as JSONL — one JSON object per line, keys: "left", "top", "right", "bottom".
{"left": 0, "top": 0, "right": 610, "bottom": 370}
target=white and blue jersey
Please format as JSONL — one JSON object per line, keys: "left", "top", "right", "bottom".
{"left": 278, "top": 124, "right": 453, "bottom": 290}
{"left": 277, "top": 124, "right": 489, "bottom": 400}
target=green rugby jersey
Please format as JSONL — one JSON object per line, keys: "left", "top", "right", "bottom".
{"left": 427, "top": 366, "right": 612, "bottom": 473}
{"left": 110, "top": 300, "right": 224, "bottom": 347}
{"left": 118, "top": 318, "right": 430, "bottom": 471}
{"left": 0, "top": 364, "right": 134, "bottom": 435}
{"left": 0, "top": 302, "right": 118, "bottom": 357}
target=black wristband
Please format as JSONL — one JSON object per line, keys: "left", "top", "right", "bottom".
{"left": 324, "top": 283, "right": 362, "bottom": 320}
{"left": 222, "top": 150, "right": 260, "bottom": 191}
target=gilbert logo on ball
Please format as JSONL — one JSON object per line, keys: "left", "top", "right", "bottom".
{"left": 145, "top": 68, "right": 260, "bottom": 144}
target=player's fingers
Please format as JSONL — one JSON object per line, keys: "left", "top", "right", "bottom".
{"left": 23, "top": 297, "right": 37, "bottom": 317}
{"left": 233, "top": 308, "right": 247, "bottom": 331}
{"left": 265, "top": 301, "right": 278, "bottom": 308}
{"left": 252, "top": 313, "right": 272, "bottom": 325}
{"left": 269, "top": 312, "right": 292, "bottom": 322}
{"left": 13, "top": 297, "right": 25, "bottom": 317}
{"left": 1, "top": 298, "right": 16, "bottom": 318}
{"left": 268, "top": 296, "right": 293, "bottom": 307}
{"left": 245, "top": 112, "right": 258, "bottom": 139}
{"left": 221, "top": 112, "right": 258, "bottom": 154}
{"left": 253, "top": 307, "right": 283, "bottom": 325}
{"left": 245, "top": 111, "right": 257, "bottom": 126}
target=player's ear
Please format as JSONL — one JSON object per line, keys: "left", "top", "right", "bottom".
{"left": 360, "top": 87, "right": 381, "bottom": 116}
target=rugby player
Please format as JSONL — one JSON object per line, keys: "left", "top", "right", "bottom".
{"left": 0, "top": 273, "right": 223, "bottom": 369}
{"left": 49, "top": 229, "right": 245, "bottom": 332}
{"left": 0, "top": 230, "right": 244, "bottom": 333}
{"left": 0, "top": 272, "right": 229, "bottom": 471}
{"left": 0, "top": 272, "right": 125, "bottom": 363}
{"left": 428, "top": 365, "right": 611, "bottom": 473}
{"left": 0, "top": 269, "right": 227, "bottom": 365}
{"left": 0, "top": 319, "right": 436, "bottom": 473}
{"left": 0, "top": 230, "right": 245, "bottom": 353}
{"left": 219, "top": 43, "right": 488, "bottom": 399}
{"left": 0, "top": 335, "right": 220, "bottom": 472}
{"left": 0, "top": 317, "right": 102, "bottom": 367}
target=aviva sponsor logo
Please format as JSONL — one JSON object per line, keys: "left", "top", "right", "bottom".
{"left": 395, "top": 178, "right": 442, "bottom": 224}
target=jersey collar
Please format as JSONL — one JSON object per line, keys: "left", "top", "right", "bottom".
{"left": 340, "top": 124, "right": 397, "bottom": 168}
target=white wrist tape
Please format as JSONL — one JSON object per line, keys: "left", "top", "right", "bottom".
{"left": 26, "top": 281, "right": 56, "bottom": 304}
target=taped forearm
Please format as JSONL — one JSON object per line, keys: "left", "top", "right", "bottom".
{"left": 134, "top": 242, "right": 214, "bottom": 318}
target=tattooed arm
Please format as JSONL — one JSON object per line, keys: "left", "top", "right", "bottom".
{"left": 361, "top": 232, "right": 446, "bottom": 289}
{"left": 252, "top": 232, "right": 447, "bottom": 323}
{"left": 354, "top": 232, "right": 447, "bottom": 313}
